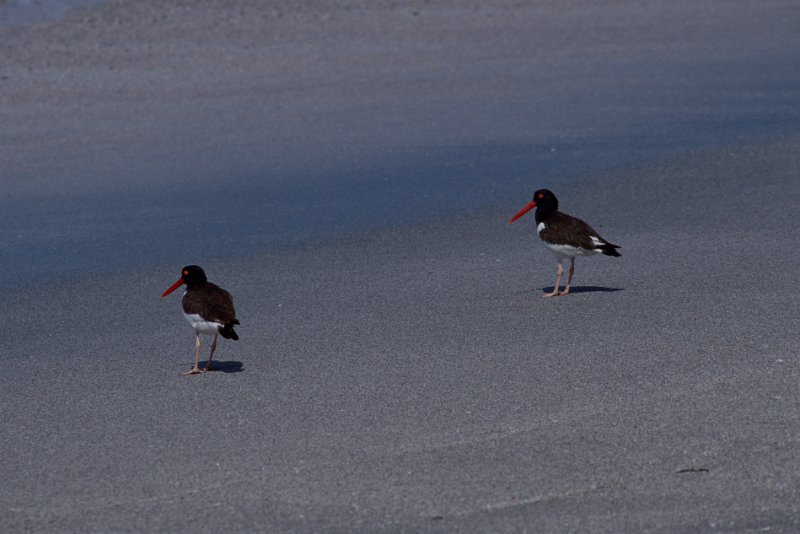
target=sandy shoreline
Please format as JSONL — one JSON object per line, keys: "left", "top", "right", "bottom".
{"left": 2, "top": 0, "right": 800, "bottom": 531}
{"left": 4, "top": 137, "right": 800, "bottom": 531}
{"left": 3, "top": 0, "right": 799, "bottom": 288}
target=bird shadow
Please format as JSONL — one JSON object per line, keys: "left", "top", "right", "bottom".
{"left": 534, "top": 285, "right": 624, "bottom": 295}
{"left": 202, "top": 360, "right": 244, "bottom": 373}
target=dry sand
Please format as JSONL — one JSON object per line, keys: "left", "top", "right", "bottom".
{"left": 2, "top": 1, "right": 800, "bottom": 531}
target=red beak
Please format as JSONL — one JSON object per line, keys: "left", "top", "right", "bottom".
{"left": 161, "top": 278, "right": 184, "bottom": 298}
{"left": 508, "top": 200, "right": 537, "bottom": 224}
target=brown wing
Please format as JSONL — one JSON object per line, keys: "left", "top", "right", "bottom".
{"left": 540, "top": 211, "right": 616, "bottom": 250}
{"left": 182, "top": 282, "right": 239, "bottom": 324}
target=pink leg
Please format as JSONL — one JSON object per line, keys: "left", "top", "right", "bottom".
{"left": 205, "top": 335, "right": 218, "bottom": 371}
{"left": 181, "top": 332, "right": 205, "bottom": 375}
{"left": 560, "top": 258, "right": 576, "bottom": 296}
{"left": 543, "top": 262, "right": 564, "bottom": 298}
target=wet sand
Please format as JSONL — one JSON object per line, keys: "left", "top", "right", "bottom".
{"left": 2, "top": 1, "right": 800, "bottom": 531}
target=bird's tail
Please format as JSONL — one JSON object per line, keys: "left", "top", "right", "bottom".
{"left": 219, "top": 322, "right": 239, "bottom": 340}
{"left": 601, "top": 243, "right": 622, "bottom": 257}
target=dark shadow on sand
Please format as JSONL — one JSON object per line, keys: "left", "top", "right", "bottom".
{"left": 561, "top": 285, "right": 624, "bottom": 294}
{"left": 202, "top": 360, "right": 244, "bottom": 373}
{"left": 529, "top": 286, "right": 625, "bottom": 295}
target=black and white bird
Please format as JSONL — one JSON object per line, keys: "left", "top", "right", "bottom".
{"left": 161, "top": 265, "right": 240, "bottom": 374}
{"left": 509, "top": 189, "right": 621, "bottom": 297}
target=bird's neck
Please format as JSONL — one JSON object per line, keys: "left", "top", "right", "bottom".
{"left": 535, "top": 208, "right": 556, "bottom": 224}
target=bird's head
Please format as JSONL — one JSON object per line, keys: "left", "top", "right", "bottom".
{"left": 508, "top": 189, "right": 558, "bottom": 224}
{"left": 161, "top": 265, "right": 207, "bottom": 297}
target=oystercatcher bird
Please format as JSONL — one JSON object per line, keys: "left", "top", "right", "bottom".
{"left": 161, "top": 265, "right": 240, "bottom": 374}
{"left": 509, "top": 189, "right": 621, "bottom": 297}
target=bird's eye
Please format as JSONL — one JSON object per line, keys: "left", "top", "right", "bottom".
{"left": 183, "top": 270, "right": 189, "bottom": 276}
{"left": 537, "top": 193, "right": 544, "bottom": 199}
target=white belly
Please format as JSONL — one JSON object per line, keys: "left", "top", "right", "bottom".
{"left": 537, "top": 221, "right": 602, "bottom": 260}
{"left": 543, "top": 241, "right": 601, "bottom": 259}
{"left": 183, "top": 313, "right": 222, "bottom": 335}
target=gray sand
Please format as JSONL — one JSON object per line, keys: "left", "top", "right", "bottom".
{"left": 2, "top": 1, "right": 800, "bottom": 532}
{"left": 3, "top": 0, "right": 799, "bottom": 286}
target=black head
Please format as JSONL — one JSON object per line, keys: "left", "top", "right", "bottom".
{"left": 508, "top": 188, "right": 559, "bottom": 225}
{"left": 161, "top": 265, "right": 208, "bottom": 298}
{"left": 179, "top": 265, "right": 207, "bottom": 286}
{"left": 531, "top": 189, "right": 558, "bottom": 214}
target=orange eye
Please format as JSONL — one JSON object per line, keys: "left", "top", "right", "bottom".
{"left": 537, "top": 193, "right": 544, "bottom": 199}
{"left": 183, "top": 270, "right": 188, "bottom": 276}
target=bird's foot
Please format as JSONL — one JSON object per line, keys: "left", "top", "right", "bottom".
{"left": 181, "top": 366, "right": 206, "bottom": 376}
{"left": 558, "top": 288, "right": 571, "bottom": 296}
{"left": 542, "top": 290, "right": 560, "bottom": 298}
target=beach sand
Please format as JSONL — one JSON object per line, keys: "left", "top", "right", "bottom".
{"left": 2, "top": 1, "right": 799, "bottom": 531}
